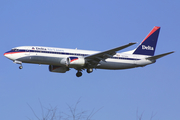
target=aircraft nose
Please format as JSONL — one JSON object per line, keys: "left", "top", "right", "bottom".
{"left": 4, "top": 51, "right": 11, "bottom": 58}
{"left": 4, "top": 52, "right": 7, "bottom": 56}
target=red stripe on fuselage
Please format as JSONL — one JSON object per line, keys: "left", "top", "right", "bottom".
{"left": 3, "top": 52, "right": 24, "bottom": 56}
{"left": 141, "top": 26, "right": 160, "bottom": 44}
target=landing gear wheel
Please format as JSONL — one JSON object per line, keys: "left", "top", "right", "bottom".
{"left": 87, "top": 68, "right": 93, "bottom": 73}
{"left": 19, "top": 66, "right": 23, "bottom": 69}
{"left": 76, "top": 72, "right": 82, "bottom": 77}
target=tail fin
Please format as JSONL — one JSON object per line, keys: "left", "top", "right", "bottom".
{"left": 133, "top": 26, "right": 160, "bottom": 56}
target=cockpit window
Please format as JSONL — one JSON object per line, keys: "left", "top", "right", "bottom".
{"left": 11, "top": 49, "right": 19, "bottom": 51}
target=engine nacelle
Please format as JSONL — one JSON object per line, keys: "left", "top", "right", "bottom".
{"left": 67, "top": 57, "right": 85, "bottom": 68}
{"left": 49, "top": 65, "right": 69, "bottom": 73}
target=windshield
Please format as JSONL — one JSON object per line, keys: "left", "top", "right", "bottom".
{"left": 11, "top": 49, "right": 19, "bottom": 51}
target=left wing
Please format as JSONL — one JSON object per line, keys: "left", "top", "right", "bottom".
{"left": 85, "top": 42, "right": 136, "bottom": 67}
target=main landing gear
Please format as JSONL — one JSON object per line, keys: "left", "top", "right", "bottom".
{"left": 87, "top": 68, "right": 93, "bottom": 73}
{"left": 76, "top": 71, "right": 82, "bottom": 77}
{"left": 76, "top": 68, "right": 93, "bottom": 77}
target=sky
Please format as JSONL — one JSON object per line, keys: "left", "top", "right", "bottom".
{"left": 0, "top": 0, "right": 179, "bottom": 120}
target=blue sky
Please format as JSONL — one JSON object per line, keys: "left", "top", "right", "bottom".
{"left": 0, "top": 0, "right": 179, "bottom": 120}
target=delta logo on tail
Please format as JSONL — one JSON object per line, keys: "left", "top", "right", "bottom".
{"left": 142, "top": 45, "right": 154, "bottom": 51}
{"left": 133, "top": 26, "right": 160, "bottom": 56}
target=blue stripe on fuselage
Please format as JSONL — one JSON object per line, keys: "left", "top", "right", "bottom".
{"left": 5, "top": 49, "right": 140, "bottom": 61}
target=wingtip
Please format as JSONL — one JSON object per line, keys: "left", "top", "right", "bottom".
{"left": 129, "top": 42, "right": 137, "bottom": 45}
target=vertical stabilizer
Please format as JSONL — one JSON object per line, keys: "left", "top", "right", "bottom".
{"left": 133, "top": 26, "right": 160, "bottom": 56}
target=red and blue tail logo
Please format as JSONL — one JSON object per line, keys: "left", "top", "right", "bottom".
{"left": 133, "top": 26, "right": 160, "bottom": 56}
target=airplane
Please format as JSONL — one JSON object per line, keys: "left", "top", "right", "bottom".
{"left": 4, "top": 26, "right": 174, "bottom": 77}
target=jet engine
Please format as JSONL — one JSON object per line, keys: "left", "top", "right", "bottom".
{"left": 60, "top": 57, "right": 85, "bottom": 68}
{"left": 49, "top": 65, "right": 69, "bottom": 73}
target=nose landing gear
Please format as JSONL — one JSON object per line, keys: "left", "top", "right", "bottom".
{"left": 13, "top": 60, "right": 23, "bottom": 70}
{"left": 19, "top": 65, "right": 23, "bottom": 69}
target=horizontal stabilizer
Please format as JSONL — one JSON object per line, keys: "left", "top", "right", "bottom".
{"left": 146, "top": 51, "right": 174, "bottom": 60}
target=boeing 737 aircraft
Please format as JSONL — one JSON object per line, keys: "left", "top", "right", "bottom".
{"left": 4, "top": 26, "right": 174, "bottom": 77}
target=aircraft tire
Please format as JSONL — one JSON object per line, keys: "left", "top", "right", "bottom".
{"left": 76, "top": 72, "right": 82, "bottom": 77}
{"left": 87, "top": 68, "right": 93, "bottom": 73}
{"left": 19, "top": 66, "right": 23, "bottom": 69}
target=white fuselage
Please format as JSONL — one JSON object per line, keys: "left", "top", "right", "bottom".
{"left": 4, "top": 46, "right": 154, "bottom": 70}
